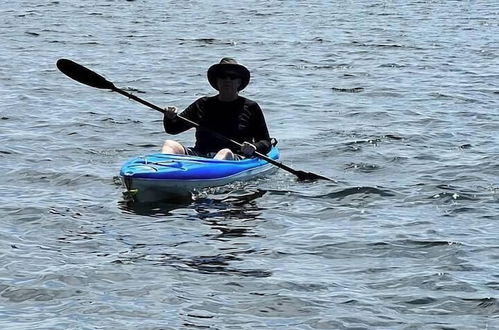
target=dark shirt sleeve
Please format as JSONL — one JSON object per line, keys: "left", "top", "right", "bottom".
{"left": 247, "top": 102, "right": 272, "bottom": 154}
{"left": 163, "top": 98, "right": 204, "bottom": 134}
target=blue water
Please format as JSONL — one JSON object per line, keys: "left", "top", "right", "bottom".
{"left": 1, "top": 1, "right": 498, "bottom": 329}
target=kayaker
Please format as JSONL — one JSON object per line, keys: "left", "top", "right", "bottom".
{"left": 161, "top": 57, "right": 272, "bottom": 160}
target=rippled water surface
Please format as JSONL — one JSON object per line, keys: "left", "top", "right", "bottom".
{"left": 1, "top": 1, "right": 498, "bottom": 329}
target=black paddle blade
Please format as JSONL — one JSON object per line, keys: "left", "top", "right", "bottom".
{"left": 56, "top": 59, "right": 115, "bottom": 90}
{"left": 295, "top": 170, "right": 336, "bottom": 182}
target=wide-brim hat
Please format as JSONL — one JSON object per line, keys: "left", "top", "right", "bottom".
{"left": 207, "top": 57, "right": 250, "bottom": 91}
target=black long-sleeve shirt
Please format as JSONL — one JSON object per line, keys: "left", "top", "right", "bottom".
{"left": 163, "top": 96, "right": 271, "bottom": 155}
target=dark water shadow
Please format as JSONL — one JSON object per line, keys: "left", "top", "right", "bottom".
{"left": 267, "top": 185, "right": 397, "bottom": 200}
{"left": 117, "top": 195, "right": 194, "bottom": 216}
{"left": 143, "top": 250, "right": 273, "bottom": 278}
{"left": 192, "top": 188, "right": 268, "bottom": 240}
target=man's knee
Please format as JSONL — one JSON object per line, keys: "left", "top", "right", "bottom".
{"left": 214, "top": 148, "right": 234, "bottom": 160}
{"left": 161, "top": 140, "right": 185, "bottom": 154}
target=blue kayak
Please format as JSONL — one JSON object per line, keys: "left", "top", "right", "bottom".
{"left": 120, "top": 147, "right": 279, "bottom": 202}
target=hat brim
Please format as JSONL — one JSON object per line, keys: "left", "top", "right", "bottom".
{"left": 207, "top": 63, "right": 250, "bottom": 91}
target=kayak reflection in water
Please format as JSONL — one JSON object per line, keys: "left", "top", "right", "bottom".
{"left": 161, "top": 58, "right": 272, "bottom": 160}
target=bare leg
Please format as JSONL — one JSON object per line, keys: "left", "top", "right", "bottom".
{"left": 161, "top": 140, "right": 186, "bottom": 154}
{"left": 213, "top": 148, "right": 235, "bottom": 160}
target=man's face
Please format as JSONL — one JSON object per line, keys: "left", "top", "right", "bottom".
{"left": 216, "top": 71, "right": 241, "bottom": 93}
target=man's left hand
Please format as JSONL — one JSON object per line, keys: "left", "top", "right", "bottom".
{"left": 240, "top": 142, "right": 256, "bottom": 157}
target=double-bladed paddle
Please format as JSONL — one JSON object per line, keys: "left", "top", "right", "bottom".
{"left": 56, "top": 58, "right": 334, "bottom": 182}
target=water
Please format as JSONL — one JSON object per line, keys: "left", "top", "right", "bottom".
{"left": 1, "top": 1, "right": 498, "bottom": 329}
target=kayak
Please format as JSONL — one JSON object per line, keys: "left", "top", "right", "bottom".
{"left": 119, "top": 147, "right": 280, "bottom": 202}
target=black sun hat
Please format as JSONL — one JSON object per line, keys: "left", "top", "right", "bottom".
{"left": 207, "top": 57, "right": 250, "bottom": 91}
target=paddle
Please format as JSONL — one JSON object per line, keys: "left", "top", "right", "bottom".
{"left": 56, "top": 58, "right": 334, "bottom": 182}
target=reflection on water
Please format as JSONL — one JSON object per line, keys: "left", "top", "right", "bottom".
{"left": 118, "top": 184, "right": 267, "bottom": 216}
{"left": 114, "top": 186, "right": 272, "bottom": 278}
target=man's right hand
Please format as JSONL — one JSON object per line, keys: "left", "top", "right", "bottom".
{"left": 163, "top": 106, "right": 178, "bottom": 119}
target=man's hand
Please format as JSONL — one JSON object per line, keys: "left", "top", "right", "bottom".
{"left": 240, "top": 142, "right": 256, "bottom": 157}
{"left": 163, "top": 106, "right": 178, "bottom": 119}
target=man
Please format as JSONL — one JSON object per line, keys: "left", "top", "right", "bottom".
{"left": 161, "top": 58, "right": 272, "bottom": 160}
